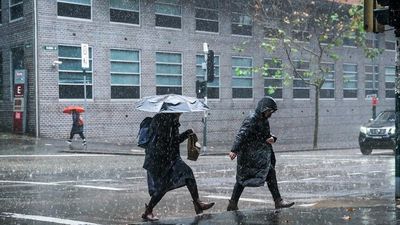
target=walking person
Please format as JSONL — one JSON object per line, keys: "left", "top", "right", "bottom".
{"left": 66, "top": 110, "right": 86, "bottom": 146}
{"left": 141, "top": 113, "right": 215, "bottom": 221}
{"left": 227, "top": 96, "right": 294, "bottom": 211}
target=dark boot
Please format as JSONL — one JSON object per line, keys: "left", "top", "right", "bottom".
{"left": 141, "top": 204, "right": 159, "bottom": 221}
{"left": 227, "top": 200, "right": 239, "bottom": 211}
{"left": 274, "top": 199, "right": 294, "bottom": 209}
{"left": 193, "top": 200, "right": 215, "bottom": 214}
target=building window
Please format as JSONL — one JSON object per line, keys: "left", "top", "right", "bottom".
{"left": 58, "top": 45, "right": 93, "bottom": 99}
{"left": 110, "top": 0, "right": 139, "bottom": 25}
{"left": 10, "top": 0, "right": 23, "bottom": 21}
{"left": 292, "top": 30, "right": 311, "bottom": 42}
{"left": 195, "top": 0, "right": 218, "bottom": 33}
{"left": 155, "top": 0, "right": 181, "bottom": 29}
{"left": 385, "top": 66, "right": 395, "bottom": 98}
{"left": 264, "top": 27, "right": 280, "bottom": 39}
{"left": 366, "top": 35, "right": 379, "bottom": 48}
{"left": 343, "top": 33, "right": 356, "bottom": 47}
{"left": 320, "top": 63, "right": 335, "bottom": 99}
{"left": 156, "top": 52, "right": 182, "bottom": 95}
{"left": 110, "top": 49, "right": 140, "bottom": 99}
{"left": 231, "top": 0, "right": 252, "bottom": 36}
{"left": 293, "top": 60, "right": 310, "bottom": 99}
{"left": 385, "top": 40, "right": 396, "bottom": 51}
{"left": 11, "top": 46, "right": 24, "bottom": 92}
{"left": 263, "top": 58, "right": 283, "bottom": 99}
{"left": 196, "top": 54, "right": 220, "bottom": 99}
{"left": 343, "top": 64, "right": 358, "bottom": 98}
{"left": 365, "top": 65, "right": 379, "bottom": 98}
{"left": 232, "top": 57, "right": 252, "bottom": 99}
{"left": 0, "top": 52, "right": 2, "bottom": 100}
{"left": 0, "top": 0, "right": 3, "bottom": 24}
{"left": 57, "top": 0, "right": 91, "bottom": 20}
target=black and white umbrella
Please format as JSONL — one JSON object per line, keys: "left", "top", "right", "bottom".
{"left": 135, "top": 94, "right": 209, "bottom": 113}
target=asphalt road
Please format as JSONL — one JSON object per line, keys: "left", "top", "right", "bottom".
{"left": 0, "top": 149, "right": 395, "bottom": 225}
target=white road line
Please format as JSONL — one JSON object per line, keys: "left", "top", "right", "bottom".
{"left": 300, "top": 178, "right": 318, "bottom": 181}
{"left": 0, "top": 154, "right": 110, "bottom": 158}
{"left": 124, "top": 176, "right": 145, "bottom": 180}
{"left": 348, "top": 173, "right": 363, "bottom": 176}
{"left": 73, "top": 185, "right": 128, "bottom": 191}
{"left": 194, "top": 171, "right": 208, "bottom": 174}
{"left": 368, "top": 171, "right": 383, "bottom": 174}
{"left": 0, "top": 212, "right": 99, "bottom": 225}
{"left": 0, "top": 180, "right": 60, "bottom": 186}
{"left": 325, "top": 175, "right": 340, "bottom": 178}
{"left": 203, "top": 195, "right": 268, "bottom": 203}
{"left": 298, "top": 203, "right": 317, "bottom": 207}
{"left": 215, "top": 169, "right": 234, "bottom": 173}
{"left": 278, "top": 180, "right": 292, "bottom": 184}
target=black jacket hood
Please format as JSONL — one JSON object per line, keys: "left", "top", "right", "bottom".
{"left": 255, "top": 96, "right": 277, "bottom": 116}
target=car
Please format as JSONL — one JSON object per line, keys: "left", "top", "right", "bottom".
{"left": 358, "top": 110, "right": 396, "bottom": 155}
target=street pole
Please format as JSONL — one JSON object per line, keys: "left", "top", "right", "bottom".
{"left": 395, "top": 28, "right": 400, "bottom": 200}
{"left": 202, "top": 43, "right": 208, "bottom": 154}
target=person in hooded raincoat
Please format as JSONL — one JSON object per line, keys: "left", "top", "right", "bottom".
{"left": 227, "top": 96, "right": 294, "bottom": 211}
{"left": 66, "top": 110, "right": 86, "bottom": 146}
{"left": 141, "top": 113, "right": 215, "bottom": 221}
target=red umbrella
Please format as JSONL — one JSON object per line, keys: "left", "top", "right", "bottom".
{"left": 63, "top": 106, "right": 85, "bottom": 114}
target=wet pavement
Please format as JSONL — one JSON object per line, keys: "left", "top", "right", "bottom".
{"left": 0, "top": 132, "right": 399, "bottom": 225}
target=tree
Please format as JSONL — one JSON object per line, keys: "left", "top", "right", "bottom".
{"left": 235, "top": 0, "right": 382, "bottom": 149}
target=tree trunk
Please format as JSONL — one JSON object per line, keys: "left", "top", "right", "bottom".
{"left": 313, "top": 87, "right": 320, "bottom": 149}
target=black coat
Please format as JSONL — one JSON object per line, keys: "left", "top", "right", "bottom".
{"left": 71, "top": 111, "right": 83, "bottom": 134}
{"left": 143, "top": 113, "right": 194, "bottom": 196}
{"left": 231, "top": 100, "right": 277, "bottom": 187}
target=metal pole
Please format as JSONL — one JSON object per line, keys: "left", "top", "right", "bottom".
{"left": 83, "top": 69, "right": 87, "bottom": 149}
{"left": 395, "top": 28, "right": 400, "bottom": 199}
{"left": 203, "top": 55, "right": 208, "bottom": 154}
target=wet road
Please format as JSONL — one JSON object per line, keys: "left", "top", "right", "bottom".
{"left": 0, "top": 149, "right": 394, "bottom": 224}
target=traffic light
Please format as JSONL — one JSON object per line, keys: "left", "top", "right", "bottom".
{"left": 196, "top": 80, "right": 207, "bottom": 98}
{"left": 364, "top": 0, "right": 384, "bottom": 33}
{"left": 206, "top": 50, "right": 215, "bottom": 82}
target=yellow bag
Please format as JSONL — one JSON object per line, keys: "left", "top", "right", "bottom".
{"left": 187, "top": 133, "right": 201, "bottom": 161}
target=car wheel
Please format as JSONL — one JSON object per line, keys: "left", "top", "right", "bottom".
{"left": 360, "top": 146, "right": 372, "bottom": 155}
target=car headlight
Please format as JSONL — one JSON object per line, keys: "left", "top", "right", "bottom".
{"left": 360, "top": 126, "right": 367, "bottom": 134}
{"left": 389, "top": 126, "right": 396, "bottom": 134}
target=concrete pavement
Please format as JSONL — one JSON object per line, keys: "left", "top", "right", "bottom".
{"left": 1, "top": 132, "right": 399, "bottom": 225}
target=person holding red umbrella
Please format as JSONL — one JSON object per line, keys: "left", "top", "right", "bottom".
{"left": 66, "top": 110, "right": 86, "bottom": 146}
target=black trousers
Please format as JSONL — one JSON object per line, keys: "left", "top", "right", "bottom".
{"left": 69, "top": 132, "right": 85, "bottom": 140}
{"left": 147, "top": 178, "right": 199, "bottom": 210}
{"left": 230, "top": 151, "right": 281, "bottom": 203}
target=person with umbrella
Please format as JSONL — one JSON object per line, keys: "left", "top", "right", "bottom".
{"left": 65, "top": 108, "right": 86, "bottom": 147}
{"left": 137, "top": 95, "right": 214, "bottom": 221}
{"left": 227, "top": 96, "right": 294, "bottom": 211}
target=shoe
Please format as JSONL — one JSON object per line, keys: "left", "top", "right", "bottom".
{"left": 274, "top": 199, "right": 294, "bottom": 209}
{"left": 227, "top": 200, "right": 238, "bottom": 211}
{"left": 193, "top": 200, "right": 215, "bottom": 214}
{"left": 82, "top": 140, "right": 87, "bottom": 146}
{"left": 66, "top": 140, "right": 72, "bottom": 145}
{"left": 141, "top": 204, "right": 159, "bottom": 221}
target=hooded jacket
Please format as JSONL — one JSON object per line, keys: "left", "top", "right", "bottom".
{"left": 231, "top": 96, "right": 277, "bottom": 187}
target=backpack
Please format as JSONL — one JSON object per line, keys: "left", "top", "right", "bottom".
{"left": 137, "top": 117, "right": 153, "bottom": 148}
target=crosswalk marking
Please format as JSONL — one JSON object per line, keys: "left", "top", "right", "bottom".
{"left": 0, "top": 212, "right": 99, "bottom": 225}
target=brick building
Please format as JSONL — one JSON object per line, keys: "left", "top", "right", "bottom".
{"left": 0, "top": 0, "right": 397, "bottom": 150}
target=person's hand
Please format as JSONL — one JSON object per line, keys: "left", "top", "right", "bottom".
{"left": 186, "top": 129, "right": 194, "bottom": 134}
{"left": 229, "top": 152, "right": 237, "bottom": 160}
{"left": 267, "top": 137, "right": 275, "bottom": 144}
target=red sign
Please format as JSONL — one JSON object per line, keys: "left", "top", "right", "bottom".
{"left": 14, "top": 84, "right": 24, "bottom": 97}
{"left": 372, "top": 97, "right": 378, "bottom": 106}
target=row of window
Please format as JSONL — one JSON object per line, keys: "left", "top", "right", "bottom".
{"left": 55, "top": 45, "right": 396, "bottom": 100}
{"left": 0, "top": 0, "right": 23, "bottom": 23}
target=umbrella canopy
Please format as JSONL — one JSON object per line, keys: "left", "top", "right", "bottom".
{"left": 63, "top": 106, "right": 85, "bottom": 114}
{"left": 135, "top": 94, "right": 209, "bottom": 113}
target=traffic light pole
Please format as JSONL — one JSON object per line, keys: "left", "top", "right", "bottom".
{"left": 395, "top": 28, "right": 400, "bottom": 200}
{"left": 202, "top": 43, "right": 208, "bottom": 154}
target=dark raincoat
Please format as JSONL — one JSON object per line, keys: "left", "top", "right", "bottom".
{"left": 143, "top": 113, "right": 194, "bottom": 196}
{"left": 71, "top": 111, "right": 83, "bottom": 134}
{"left": 231, "top": 97, "right": 278, "bottom": 187}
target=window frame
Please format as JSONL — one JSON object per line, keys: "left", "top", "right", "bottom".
{"left": 155, "top": 0, "right": 182, "bottom": 30}
{"left": 57, "top": 0, "right": 92, "bottom": 21}
{"left": 292, "top": 60, "right": 310, "bottom": 99}
{"left": 342, "top": 63, "right": 358, "bottom": 99}
{"left": 231, "top": 0, "right": 252, "bottom": 37}
{"left": 263, "top": 58, "right": 283, "bottom": 99}
{"left": 320, "top": 62, "right": 335, "bottom": 99}
{"left": 155, "top": 51, "right": 183, "bottom": 95}
{"left": 110, "top": 48, "right": 141, "bottom": 100}
{"left": 364, "top": 64, "right": 379, "bottom": 98}
{"left": 194, "top": 0, "right": 219, "bottom": 33}
{"left": 385, "top": 66, "right": 395, "bottom": 99}
{"left": 58, "top": 44, "right": 94, "bottom": 100}
{"left": 232, "top": 56, "right": 253, "bottom": 99}
{"left": 109, "top": 0, "right": 140, "bottom": 26}
{"left": 9, "top": 0, "right": 23, "bottom": 22}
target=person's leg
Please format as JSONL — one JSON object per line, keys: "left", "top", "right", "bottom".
{"left": 142, "top": 191, "right": 165, "bottom": 221}
{"left": 186, "top": 178, "right": 214, "bottom": 214}
{"left": 67, "top": 132, "right": 74, "bottom": 144}
{"left": 227, "top": 182, "right": 244, "bottom": 211}
{"left": 78, "top": 132, "right": 86, "bottom": 145}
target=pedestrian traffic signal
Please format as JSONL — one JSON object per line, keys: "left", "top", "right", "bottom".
{"left": 196, "top": 80, "right": 207, "bottom": 98}
{"left": 364, "top": 0, "right": 384, "bottom": 33}
{"left": 206, "top": 50, "right": 215, "bottom": 82}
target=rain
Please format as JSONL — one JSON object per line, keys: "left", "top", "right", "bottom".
{"left": 0, "top": 0, "right": 399, "bottom": 224}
